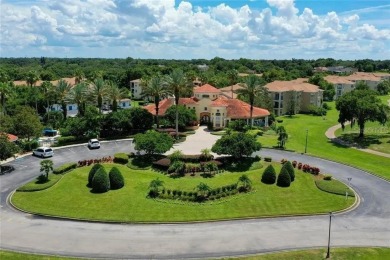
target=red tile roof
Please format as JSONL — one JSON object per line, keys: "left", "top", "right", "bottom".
{"left": 211, "top": 97, "right": 270, "bottom": 119}
{"left": 1, "top": 133, "right": 18, "bottom": 142}
{"left": 144, "top": 97, "right": 198, "bottom": 116}
{"left": 194, "top": 84, "right": 221, "bottom": 93}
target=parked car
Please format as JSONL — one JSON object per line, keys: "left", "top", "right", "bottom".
{"left": 88, "top": 139, "right": 101, "bottom": 149}
{"left": 33, "top": 147, "right": 54, "bottom": 158}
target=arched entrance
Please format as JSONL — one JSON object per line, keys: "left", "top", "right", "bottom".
{"left": 200, "top": 112, "right": 211, "bottom": 125}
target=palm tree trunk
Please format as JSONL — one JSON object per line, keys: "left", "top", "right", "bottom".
{"left": 62, "top": 102, "right": 67, "bottom": 119}
{"left": 175, "top": 105, "right": 179, "bottom": 139}
{"left": 250, "top": 105, "right": 253, "bottom": 128}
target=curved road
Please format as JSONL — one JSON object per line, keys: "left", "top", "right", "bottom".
{"left": 0, "top": 140, "right": 389, "bottom": 259}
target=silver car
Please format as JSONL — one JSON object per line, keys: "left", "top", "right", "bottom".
{"left": 88, "top": 139, "right": 101, "bottom": 149}
{"left": 33, "top": 147, "right": 54, "bottom": 158}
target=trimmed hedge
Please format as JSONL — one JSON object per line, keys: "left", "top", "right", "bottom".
{"left": 315, "top": 179, "right": 354, "bottom": 197}
{"left": 56, "top": 136, "right": 77, "bottom": 145}
{"left": 17, "top": 174, "right": 62, "bottom": 192}
{"left": 261, "top": 165, "right": 276, "bottom": 184}
{"left": 88, "top": 164, "right": 103, "bottom": 187}
{"left": 91, "top": 168, "right": 110, "bottom": 193}
{"left": 53, "top": 163, "right": 77, "bottom": 174}
{"left": 277, "top": 167, "right": 291, "bottom": 187}
{"left": 282, "top": 161, "right": 295, "bottom": 182}
{"left": 113, "top": 153, "right": 129, "bottom": 164}
{"left": 264, "top": 157, "right": 272, "bottom": 162}
{"left": 109, "top": 167, "right": 124, "bottom": 190}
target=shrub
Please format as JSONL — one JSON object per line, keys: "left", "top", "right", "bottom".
{"left": 277, "top": 167, "right": 291, "bottom": 187}
{"left": 323, "top": 175, "right": 332, "bottom": 181}
{"left": 282, "top": 161, "right": 295, "bottom": 182}
{"left": 109, "top": 167, "right": 124, "bottom": 190}
{"left": 264, "top": 157, "right": 272, "bottom": 162}
{"left": 261, "top": 165, "right": 277, "bottom": 184}
{"left": 113, "top": 153, "right": 129, "bottom": 164}
{"left": 292, "top": 161, "right": 297, "bottom": 168}
{"left": 19, "top": 140, "right": 39, "bottom": 151}
{"left": 168, "top": 160, "right": 185, "bottom": 174}
{"left": 254, "top": 155, "right": 261, "bottom": 161}
{"left": 53, "top": 163, "right": 77, "bottom": 174}
{"left": 88, "top": 164, "right": 104, "bottom": 187}
{"left": 91, "top": 168, "right": 110, "bottom": 193}
{"left": 56, "top": 136, "right": 78, "bottom": 145}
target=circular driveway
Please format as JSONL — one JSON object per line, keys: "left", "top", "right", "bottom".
{"left": 0, "top": 138, "right": 389, "bottom": 259}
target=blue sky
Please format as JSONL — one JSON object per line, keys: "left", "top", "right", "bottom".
{"left": 1, "top": 0, "right": 389, "bottom": 59}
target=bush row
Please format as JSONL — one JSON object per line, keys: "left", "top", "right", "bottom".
{"left": 282, "top": 159, "right": 321, "bottom": 175}
{"left": 261, "top": 161, "right": 295, "bottom": 187}
{"left": 113, "top": 153, "right": 129, "bottom": 164}
{"left": 88, "top": 164, "right": 125, "bottom": 193}
{"left": 53, "top": 163, "right": 77, "bottom": 174}
{"left": 78, "top": 156, "right": 113, "bottom": 167}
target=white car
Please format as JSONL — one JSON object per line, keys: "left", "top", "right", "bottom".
{"left": 88, "top": 139, "right": 101, "bottom": 149}
{"left": 33, "top": 147, "right": 54, "bottom": 158}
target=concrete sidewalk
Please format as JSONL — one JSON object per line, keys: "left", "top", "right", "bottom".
{"left": 165, "top": 126, "right": 222, "bottom": 155}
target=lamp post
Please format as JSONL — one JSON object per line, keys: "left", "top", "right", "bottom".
{"left": 326, "top": 212, "right": 333, "bottom": 259}
{"left": 304, "top": 129, "right": 308, "bottom": 153}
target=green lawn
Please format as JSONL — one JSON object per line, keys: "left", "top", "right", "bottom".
{"left": 1, "top": 247, "right": 389, "bottom": 260}
{"left": 226, "top": 247, "right": 390, "bottom": 260}
{"left": 11, "top": 163, "right": 354, "bottom": 223}
{"left": 334, "top": 121, "right": 390, "bottom": 154}
{"left": 257, "top": 102, "right": 390, "bottom": 180}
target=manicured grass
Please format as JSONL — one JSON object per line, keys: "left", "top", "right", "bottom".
{"left": 315, "top": 178, "right": 354, "bottom": 197}
{"left": 16, "top": 174, "right": 62, "bottom": 192}
{"left": 335, "top": 122, "right": 390, "bottom": 154}
{"left": 225, "top": 247, "right": 390, "bottom": 260}
{"left": 2, "top": 247, "right": 390, "bottom": 260}
{"left": 257, "top": 102, "right": 390, "bottom": 180}
{"left": 12, "top": 163, "right": 354, "bottom": 223}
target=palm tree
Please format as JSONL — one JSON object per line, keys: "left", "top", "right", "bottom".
{"left": 142, "top": 76, "right": 171, "bottom": 127}
{"left": 40, "top": 159, "right": 53, "bottom": 181}
{"left": 67, "top": 82, "right": 89, "bottom": 116}
{"left": 40, "top": 81, "right": 55, "bottom": 111}
{"left": 26, "top": 70, "right": 39, "bottom": 87}
{"left": 90, "top": 78, "right": 108, "bottom": 113}
{"left": 238, "top": 174, "right": 252, "bottom": 191}
{"left": 74, "top": 69, "right": 85, "bottom": 84}
{"left": 276, "top": 126, "right": 288, "bottom": 149}
{"left": 196, "top": 182, "right": 211, "bottom": 200}
{"left": 55, "top": 79, "right": 72, "bottom": 119}
{"left": 0, "top": 82, "right": 13, "bottom": 115}
{"left": 237, "top": 75, "right": 265, "bottom": 128}
{"left": 227, "top": 69, "right": 239, "bottom": 99}
{"left": 106, "top": 81, "right": 129, "bottom": 112}
{"left": 149, "top": 178, "right": 164, "bottom": 197}
{"left": 166, "top": 69, "right": 191, "bottom": 138}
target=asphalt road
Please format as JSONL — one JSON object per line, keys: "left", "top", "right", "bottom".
{"left": 0, "top": 140, "right": 389, "bottom": 259}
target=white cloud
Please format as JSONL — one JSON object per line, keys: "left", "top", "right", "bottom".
{"left": 0, "top": 0, "right": 389, "bottom": 59}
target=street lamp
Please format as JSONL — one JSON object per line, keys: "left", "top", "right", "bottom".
{"left": 304, "top": 129, "right": 308, "bottom": 153}
{"left": 326, "top": 212, "right": 333, "bottom": 259}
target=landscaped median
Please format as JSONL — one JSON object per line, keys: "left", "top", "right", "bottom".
{"left": 11, "top": 155, "right": 356, "bottom": 223}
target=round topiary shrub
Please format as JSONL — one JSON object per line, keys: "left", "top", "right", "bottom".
{"left": 91, "top": 168, "right": 110, "bottom": 193}
{"left": 261, "top": 165, "right": 276, "bottom": 184}
{"left": 108, "top": 167, "right": 124, "bottom": 190}
{"left": 277, "top": 167, "right": 291, "bottom": 187}
{"left": 88, "top": 164, "right": 104, "bottom": 187}
{"left": 282, "top": 161, "right": 295, "bottom": 182}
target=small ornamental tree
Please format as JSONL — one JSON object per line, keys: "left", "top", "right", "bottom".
{"left": 282, "top": 161, "right": 295, "bottom": 182}
{"left": 91, "top": 168, "right": 110, "bottom": 193}
{"left": 238, "top": 174, "right": 252, "bottom": 192}
{"left": 88, "top": 164, "right": 104, "bottom": 187}
{"left": 277, "top": 167, "right": 291, "bottom": 187}
{"left": 261, "top": 165, "right": 276, "bottom": 184}
{"left": 211, "top": 132, "right": 261, "bottom": 159}
{"left": 39, "top": 159, "right": 53, "bottom": 182}
{"left": 134, "top": 130, "right": 174, "bottom": 155}
{"left": 109, "top": 167, "right": 124, "bottom": 190}
{"left": 149, "top": 178, "right": 164, "bottom": 197}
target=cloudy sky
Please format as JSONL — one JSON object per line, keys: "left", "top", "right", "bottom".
{"left": 1, "top": 0, "right": 389, "bottom": 59}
